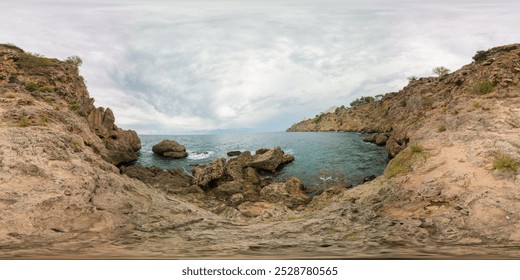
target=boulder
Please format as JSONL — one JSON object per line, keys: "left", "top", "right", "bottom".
{"left": 227, "top": 151, "right": 241, "bottom": 157}
{"left": 152, "top": 139, "right": 188, "bottom": 159}
{"left": 247, "top": 146, "right": 284, "bottom": 172}
{"left": 386, "top": 135, "right": 409, "bottom": 158}
{"left": 281, "top": 153, "right": 295, "bottom": 165}
{"left": 224, "top": 151, "right": 253, "bottom": 182}
{"left": 363, "top": 133, "right": 388, "bottom": 146}
{"left": 193, "top": 158, "right": 226, "bottom": 187}
{"left": 260, "top": 177, "right": 310, "bottom": 209}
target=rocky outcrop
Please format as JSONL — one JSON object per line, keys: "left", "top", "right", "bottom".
{"left": 247, "top": 146, "right": 285, "bottom": 172}
{"left": 193, "top": 157, "right": 226, "bottom": 186}
{"left": 152, "top": 139, "right": 188, "bottom": 159}
{"left": 260, "top": 177, "right": 310, "bottom": 209}
{"left": 120, "top": 165, "right": 193, "bottom": 194}
{"left": 363, "top": 133, "right": 389, "bottom": 146}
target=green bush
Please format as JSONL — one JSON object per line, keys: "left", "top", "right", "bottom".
{"left": 25, "top": 81, "right": 39, "bottom": 92}
{"left": 38, "top": 85, "right": 54, "bottom": 92}
{"left": 437, "top": 124, "right": 446, "bottom": 132}
{"left": 472, "top": 50, "right": 489, "bottom": 62}
{"left": 19, "top": 116, "right": 31, "bottom": 127}
{"left": 433, "top": 66, "right": 450, "bottom": 77}
{"left": 350, "top": 96, "right": 375, "bottom": 107}
{"left": 472, "top": 80, "right": 494, "bottom": 95}
{"left": 493, "top": 153, "right": 519, "bottom": 171}
{"left": 65, "top": 55, "right": 83, "bottom": 67}
{"left": 39, "top": 114, "right": 49, "bottom": 126}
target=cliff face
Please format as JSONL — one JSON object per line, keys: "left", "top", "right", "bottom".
{"left": 288, "top": 44, "right": 520, "bottom": 246}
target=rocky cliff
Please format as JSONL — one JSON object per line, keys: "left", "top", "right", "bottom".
{"left": 3, "top": 43, "right": 520, "bottom": 258}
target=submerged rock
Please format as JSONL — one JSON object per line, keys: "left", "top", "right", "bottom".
{"left": 227, "top": 150, "right": 241, "bottom": 157}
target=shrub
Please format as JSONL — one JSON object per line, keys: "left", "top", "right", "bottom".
{"left": 39, "top": 114, "right": 49, "bottom": 126}
{"left": 65, "top": 55, "right": 83, "bottom": 67}
{"left": 437, "top": 124, "right": 446, "bottom": 132}
{"left": 399, "top": 100, "right": 407, "bottom": 107}
{"left": 472, "top": 50, "right": 489, "bottom": 62}
{"left": 19, "top": 116, "right": 31, "bottom": 127}
{"left": 472, "top": 80, "right": 494, "bottom": 95}
{"left": 312, "top": 114, "right": 324, "bottom": 124}
{"left": 407, "top": 76, "right": 418, "bottom": 82}
{"left": 472, "top": 101, "right": 481, "bottom": 108}
{"left": 385, "top": 144, "right": 429, "bottom": 178}
{"left": 38, "top": 85, "right": 54, "bottom": 93}
{"left": 350, "top": 96, "right": 375, "bottom": 107}
{"left": 17, "top": 52, "right": 55, "bottom": 68}
{"left": 433, "top": 66, "right": 450, "bottom": 77}
{"left": 493, "top": 153, "right": 520, "bottom": 171}
{"left": 25, "top": 81, "right": 39, "bottom": 92}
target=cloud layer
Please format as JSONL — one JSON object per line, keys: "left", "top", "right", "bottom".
{"left": 2, "top": 0, "right": 520, "bottom": 133}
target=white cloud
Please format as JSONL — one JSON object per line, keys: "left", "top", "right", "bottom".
{"left": 1, "top": 0, "right": 520, "bottom": 133}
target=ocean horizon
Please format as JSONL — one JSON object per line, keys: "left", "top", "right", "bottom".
{"left": 136, "top": 131, "right": 388, "bottom": 189}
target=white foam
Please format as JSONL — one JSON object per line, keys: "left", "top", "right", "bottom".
{"left": 187, "top": 151, "right": 214, "bottom": 160}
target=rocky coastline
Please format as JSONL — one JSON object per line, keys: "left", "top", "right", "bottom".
{"left": 3, "top": 43, "right": 520, "bottom": 258}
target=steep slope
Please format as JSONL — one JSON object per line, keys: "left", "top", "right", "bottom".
{"left": 288, "top": 44, "right": 520, "bottom": 246}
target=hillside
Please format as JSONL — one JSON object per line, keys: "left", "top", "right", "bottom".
{"left": 3, "top": 43, "right": 520, "bottom": 258}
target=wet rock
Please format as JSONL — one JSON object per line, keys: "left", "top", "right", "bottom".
{"left": 260, "top": 177, "right": 310, "bottom": 209}
{"left": 227, "top": 151, "right": 241, "bottom": 157}
{"left": 152, "top": 139, "right": 188, "bottom": 159}
{"left": 363, "top": 175, "right": 377, "bottom": 182}
{"left": 193, "top": 158, "right": 226, "bottom": 187}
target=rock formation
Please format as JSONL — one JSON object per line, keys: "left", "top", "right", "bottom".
{"left": 152, "top": 139, "right": 188, "bottom": 159}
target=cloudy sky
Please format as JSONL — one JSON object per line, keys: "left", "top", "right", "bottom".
{"left": 2, "top": 0, "right": 520, "bottom": 134}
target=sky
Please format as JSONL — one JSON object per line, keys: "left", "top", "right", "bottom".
{"left": 2, "top": 0, "right": 520, "bottom": 134}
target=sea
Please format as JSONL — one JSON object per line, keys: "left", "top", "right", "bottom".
{"left": 136, "top": 132, "right": 388, "bottom": 190}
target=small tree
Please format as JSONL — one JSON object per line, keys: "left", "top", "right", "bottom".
{"left": 432, "top": 66, "right": 450, "bottom": 77}
{"left": 407, "top": 76, "right": 418, "bottom": 82}
{"left": 472, "top": 50, "right": 489, "bottom": 62}
{"left": 66, "top": 55, "right": 83, "bottom": 67}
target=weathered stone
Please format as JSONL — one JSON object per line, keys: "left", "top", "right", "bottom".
{"left": 163, "top": 151, "right": 189, "bottom": 159}
{"left": 152, "top": 139, "right": 187, "bottom": 158}
{"left": 227, "top": 151, "right": 241, "bottom": 157}
{"left": 193, "top": 158, "right": 226, "bottom": 187}
{"left": 260, "top": 177, "right": 310, "bottom": 209}
{"left": 248, "top": 146, "right": 284, "bottom": 172}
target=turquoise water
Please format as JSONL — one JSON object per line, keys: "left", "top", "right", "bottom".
{"left": 136, "top": 132, "right": 388, "bottom": 189}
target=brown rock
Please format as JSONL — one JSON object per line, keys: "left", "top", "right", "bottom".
{"left": 244, "top": 167, "right": 261, "bottom": 185}
{"left": 193, "top": 158, "right": 226, "bottom": 187}
{"left": 224, "top": 151, "right": 253, "bottom": 181}
{"left": 247, "top": 146, "right": 284, "bottom": 172}
{"left": 152, "top": 139, "right": 187, "bottom": 159}
{"left": 260, "top": 177, "right": 310, "bottom": 209}
{"left": 227, "top": 151, "right": 241, "bottom": 157}
{"left": 281, "top": 153, "right": 295, "bottom": 165}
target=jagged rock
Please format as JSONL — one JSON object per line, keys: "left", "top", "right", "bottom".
{"left": 386, "top": 135, "right": 408, "bottom": 158}
{"left": 212, "top": 181, "right": 244, "bottom": 198}
{"left": 244, "top": 167, "right": 261, "bottom": 185}
{"left": 260, "top": 177, "right": 310, "bottom": 209}
{"left": 224, "top": 151, "right": 253, "bottom": 182}
{"left": 363, "top": 133, "right": 388, "bottom": 146}
{"left": 152, "top": 139, "right": 188, "bottom": 159}
{"left": 121, "top": 165, "right": 192, "bottom": 194}
{"left": 193, "top": 158, "right": 226, "bottom": 187}
{"left": 87, "top": 107, "right": 141, "bottom": 165}
{"left": 281, "top": 153, "right": 295, "bottom": 165}
{"left": 247, "top": 146, "right": 284, "bottom": 172}
{"left": 255, "top": 148, "right": 269, "bottom": 155}
{"left": 227, "top": 151, "right": 241, "bottom": 157}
